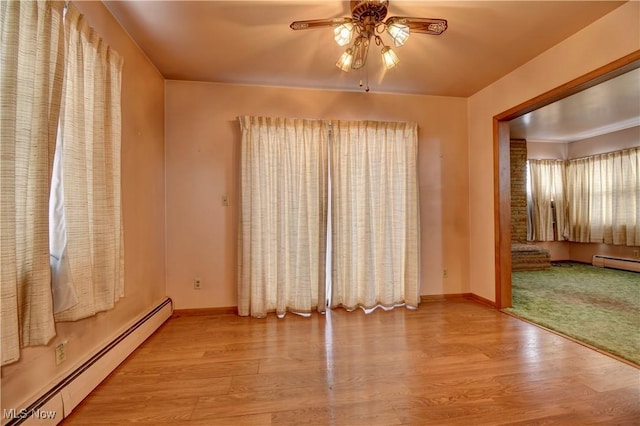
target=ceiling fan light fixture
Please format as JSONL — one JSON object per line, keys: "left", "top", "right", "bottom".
{"left": 381, "top": 46, "right": 399, "bottom": 69}
{"left": 290, "top": 0, "right": 447, "bottom": 85}
{"left": 386, "top": 22, "right": 409, "bottom": 47}
{"left": 352, "top": 37, "right": 370, "bottom": 70}
{"left": 333, "top": 22, "right": 354, "bottom": 46}
{"left": 336, "top": 48, "right": 354, "bottom": 72}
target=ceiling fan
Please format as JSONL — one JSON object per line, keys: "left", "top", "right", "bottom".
{"left": 290, "top": 0, "right": 447, "bottom": 72}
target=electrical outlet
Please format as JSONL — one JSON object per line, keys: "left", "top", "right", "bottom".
{"left": 443, "top": 269, "right": 448, "bottom": 278}
{"left": 633, "top": 249, "right": 639, "bottom": 258}
{"left": 222, "top": 195, "right": 229, "bottom": 207}
{"left": 194, "top": 278, "right": 202, "bottom": 290}
{"left": 55, "top": 342, "right": 66, "bottom": 365}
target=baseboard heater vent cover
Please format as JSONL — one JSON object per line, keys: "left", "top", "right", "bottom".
{"left": 592, "top": 255, "right": 640, "bottom": 273}
{"left": 6, "top": 297, "right": 173, "bottom": 426}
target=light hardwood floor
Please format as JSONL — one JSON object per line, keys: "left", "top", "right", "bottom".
{"left": 63, "top": 298, "right": 639, "bottom": 425}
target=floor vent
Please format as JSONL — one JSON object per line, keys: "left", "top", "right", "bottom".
{"left": 592, "top": 255, "right": 640, "bottom": 273}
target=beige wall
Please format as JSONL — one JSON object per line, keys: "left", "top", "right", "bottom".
{"left": 532, "top": 240, "right": 638, "bottom": 264}
{"left": 165, "top": 82, "right": 469, "bottom": 309}
{"left": 1, "top": 1, "right": 166, "bottom": 413}
{"left": 528, "top": 126, "right": 639, "bottom": 160}
{"left": 527, "top": 141, "right": 569, "bottom": 160}
{"left": 570, "top": 242, "right": 639, "bottom": 264}
{"left": 569, "top": 126, "right": 639, "bottom": 158}
{"left": 537, "top": 242, "right": 640, "bottom": 264}
{"left": 468, "top": 2, "right": 639, "bottom": 302}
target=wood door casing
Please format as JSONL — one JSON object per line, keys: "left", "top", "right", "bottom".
{"left": 493, "top": 50, "right": 640, "bottom": 309}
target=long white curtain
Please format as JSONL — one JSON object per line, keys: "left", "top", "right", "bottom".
{"left": 53, "top": 3, "right": 124, "bottom": 321}
{"left": 0, "top": 0, "right": 65, "bottom": 365}
{"left": 237, "top": 116, "right": 328, "bottom": 318}
{"left": 566, "top": 147, "right": 639, "bottom": 246}
{"left": 528, "top": 159, "right": 567, "bottom": 241}
{"left": 330, "top": 120, "right": 420, "bottom": 311}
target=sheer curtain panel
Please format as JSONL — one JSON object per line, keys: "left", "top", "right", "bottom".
{"left": 528, "top": 159, "right": 567, "bottom": 241}
{"left": 0, "top": 0, "right": 65, "bottom": 365}
{"left": 238, "top": 116, "right": 328, "bottom": 318}
{"left": 566, "top": 148, "right": 639, "bottom": 246}
{"left": 52, "top": 4, "right": 124, "bottom": 321}
{"left": 330, "top": 120, "right": 420, "bottom": 311}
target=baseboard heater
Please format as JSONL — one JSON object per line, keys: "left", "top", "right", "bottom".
{"left": 6, "top": 297, "right": 173, "bottom": 426}
{"left": 592, "top": 255, "right": 640, "bottom": 273}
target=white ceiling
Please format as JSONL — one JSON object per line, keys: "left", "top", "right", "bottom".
{"left": 510, "top": 67, "right": 640, "bottom": 143}
{"left": 104, "top": 0, "right": 625, "bottom": 97}
{"left": 103, "top": 0, "right": 638, "bottom": 143}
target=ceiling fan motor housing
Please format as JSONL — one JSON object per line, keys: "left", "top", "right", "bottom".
{"left": 350, "top": 0, "right": 389, "bottom": 24}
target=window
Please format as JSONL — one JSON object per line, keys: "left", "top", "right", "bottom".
{"left": 527, "top": 159, "right": 566, "bottom": 241}
{"left": 566, "top": 148, "right": 639, "bottom": 245}
{"left": 1, "top": 1, "right": 123, "bottom": 366}
{"left": 237, "top": 117, "right": 420, "bottom": 318}
{"left": 527, "top": 147, "right": 639, "bottom": 246}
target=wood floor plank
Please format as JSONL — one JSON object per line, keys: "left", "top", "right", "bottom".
{"left": 64, "top": 396, "right": 198, "bottom": 424}
{"left": 270, "top": 399, "right": 404, "bottom": 425}
{"left": 61, "top": 299, "right": 639, "bottom": 425}
{"left": 85, "top": 376, "right": 233, "bottom": 402}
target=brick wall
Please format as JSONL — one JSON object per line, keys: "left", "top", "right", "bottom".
{"left": 510, "top": 140, "right": 527, "bottom": 242}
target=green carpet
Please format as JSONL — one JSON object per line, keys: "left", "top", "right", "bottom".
{"left": 506, "top": 262, "right": 640, "bottom": 365}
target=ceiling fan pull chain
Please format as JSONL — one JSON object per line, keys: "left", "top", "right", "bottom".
{"left": 365, "top": 60, "right": 370, "bottom": 92}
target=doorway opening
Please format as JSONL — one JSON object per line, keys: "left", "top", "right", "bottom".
{"left": 492, "top": 51, "right": 640, "bottom": 309}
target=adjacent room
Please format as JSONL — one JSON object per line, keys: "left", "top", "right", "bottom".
{"left": 505, "top": 69, "right": 639, "bottom": 365}
{"left": 1, "top": 1, "right": 638, "bottom": 425}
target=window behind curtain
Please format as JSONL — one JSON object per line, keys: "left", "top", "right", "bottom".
{"left": 52, "top": 3, "right": 124, "bottom": 322}
{"left": 237, "top": 117, "right": 420, "bottom": 318}
{"left": 1, "top": 0, "right": 65, "bottom": 366}
{"left": 527, "top": 147, "right": 639, "bottom": 246}
{"left": 527, "top": 159, "right": 567, "bottom": 241}
{"left": 0, "top": 1, "right": 124, "bottom": 366}
{"left": 237, "top": 116, "right": 328, "bottom": 318}
{"left": 330, "top": 120, "right": 420, "bottom": 311}
{"left": 566, "top": 147, "right": 639, "bottom": 246}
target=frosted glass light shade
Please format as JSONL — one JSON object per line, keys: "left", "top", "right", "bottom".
{"left": 387, "top": 23, "right": 409, "bottom": 47}
{"left": 336, "top": 48, "right": 353, "bottom": 72}
{"left": 381, "top": 46, "right": 399, "bottom": 69}
{"left": 334, "top": 23, "right": 354, "bottom": 46}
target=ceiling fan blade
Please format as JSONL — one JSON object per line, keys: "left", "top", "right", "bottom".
{"left": 386, "top": 17, "right": 448, "bottom": 35}
{"left": 290, "top": 17, "right": 352, "bottom": 31}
